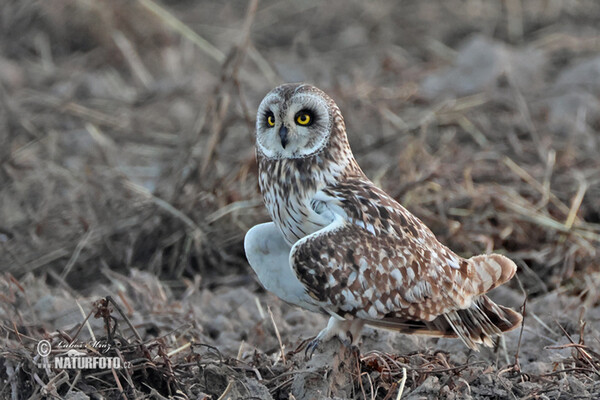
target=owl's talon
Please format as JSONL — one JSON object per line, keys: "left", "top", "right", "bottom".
{"left": 305, "top": 338, "right": 321, "bottom": 359}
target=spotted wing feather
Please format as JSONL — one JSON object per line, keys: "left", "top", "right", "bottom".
{"left": 290, "top": 178, "right": 521, "bottom": 349}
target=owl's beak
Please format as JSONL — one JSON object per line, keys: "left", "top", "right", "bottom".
{"left": 279, "top": 125, "right": 289, "bottom": 148}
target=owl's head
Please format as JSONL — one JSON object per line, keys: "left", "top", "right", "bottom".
{"left": 255, "top": 83, "right": 338, "bottom": 159}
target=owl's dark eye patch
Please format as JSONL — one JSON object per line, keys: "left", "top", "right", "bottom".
{"left": 265, "top": 111, "right": 275, "bottom": 127}
{"left": 295, "top": 109, "right": 315, "bottom": 126}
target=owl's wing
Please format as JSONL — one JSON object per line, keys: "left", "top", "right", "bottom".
{"left": 290, "top": 178, "right": 521, "bottom": 348}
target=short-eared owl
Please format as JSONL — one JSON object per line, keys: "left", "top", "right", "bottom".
{"left": 244, "top": 83, "right": 522, "bottom": 350}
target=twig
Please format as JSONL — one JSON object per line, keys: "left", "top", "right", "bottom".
{"left": 396, "top": 367, "right": 407, "bottom": 400}
{"left": 61, "top": 229, "right": 94, "bottom": 279}
{"left": 501, "top": 194, "right": 600, "bottom": 242}
{"left": 200, "top": 0, "right": 258, "bottom": 175}
{"left": 267, "top": 306, "right": 286, "bottom": 364}
{"left": 110, "top": 367, "right": 127, "bottom": 400}
{"left": 254, "top": 297, "right": 266, "bottom": 320}
{"left": 137, "top": 0, "right": 225, "bottom": 63}
{"left": 555, "top": 322, "right": 600, "bottom": 376}
{"left": 217, "top": 380, "right": 234, "bottom": 400}
{"left": 113, "top": 347, "right": 136, "bottom": 394}
{"left": 124, "top": 180, "right": 205, "bottom": 241}
{"left": 200, "top": 93, "right": 231, "bottom": 175}
{"left": 76, "top": 300, "right": 96, "bottom": 342}
{"left": 236, "top": 340, "right": 245, "bottom": 361}
{"left": 206, "top": 199, "right": 262, "bottom": 223}
{"left": 70, "top": 306, "right": 95, "bottom": 344}
{"left": 166, "top": 342, "right": 191, "bottom": 357}
{"left": 356, "top": 354, "right": 368, "bottom": 400}
{"left": 503, "top": 157, "right": 573, "bottom": 219}
{"left": 360, "top": 371, "right": 375, "bottom": 400}
{"left": 457, "top": 115, "right": 488, "bottom": 147}
{"left": 111, "top": 30, "right": 154, "bottom": 88}
{"left": 66, "top": 371, "right": 82, "bottom": 397}
{"left": 514, "top": 274, "right": 528, "bottom": 373}
{"left": 106, "top": 296, "right": 143, "bottom": 343}
{"left": 542, "top": 367, "right": 599, "bottom": 377}
{"left": 565, "top": 180, "right": 588, "bottom": 230}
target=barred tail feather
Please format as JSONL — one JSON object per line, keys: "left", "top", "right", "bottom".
{"left": 469, "top": 253, "right": 517, "bottom": 293}
{"left": 364, "top": 254, "right": 521, "bottom": 349}
{"left": 436, "top": 295, "right": 522, "bottom": 350}
{"left": 363, "top": 296, "right": 522, "bottom": 350}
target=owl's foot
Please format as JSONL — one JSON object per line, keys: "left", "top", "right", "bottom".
{"left": 305, "top": 337, "right": 321, "bottom": 359}
{"left": 305, "top": 317, "right": 364, "bottom": 359}
{"left": 305, "top": 335, "right": 363, "bottom": 361}
{"left": 304, "top": 335, "right": 353, "bottom": 359}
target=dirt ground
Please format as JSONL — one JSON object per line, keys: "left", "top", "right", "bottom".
{"left": 1, "top": 0, "right": 600, "bottom": 399}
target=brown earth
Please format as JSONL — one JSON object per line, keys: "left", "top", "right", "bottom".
{"left": 1, "top": 0, "right": 599, "bottom": 399}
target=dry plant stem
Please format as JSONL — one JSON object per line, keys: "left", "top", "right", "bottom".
{"left": 106, "top": 296, "right": 143, "bottom": 343}
{"left": 110, "top": 367, "right": 127, "bottom": 400}
{"left": 76, "top": 300, "right": 96, "bottom": 342}
{"left": 508, "top": 71, "right": 545, "bottom": 163}
{"left": 166, "top": 342, "right": 191, "bottom": 357}
{"left": 503, "top": 156, "right": 573, "bottom": 219}
{"left": 16, "top": 216, "right": 141, "bottom": 275}
{"left": 501, "top": 192, "right": 599, "bottom": 242}
{"left": 68, "top": 307, "right": 95, "bottom": 345}
{"left": 413, "top": 361, "right": 486, "bottom": 374}
{"left": 114, "top": 348, "right": 136, "bottom": 394}
{"left": 513, "top": 274, "right": 528, "bottom": 374}
{"left": 361, "top": 371, "right": 375, "bottom": 400}
{"left": 205, "top": 199, "right": 263, "bottom": 223}
{"left": 356, "top": 355, "right": 368, "bottom": 400}
{"left": 124, "top": 180, "right": 204, "bottom": 241}
{"left": 234, "top": 77, "right": 256, "bottom": 137}
{"left": 267, "top": 306, "right": 286, "bottom": 364}
{"left": 543, "top": 367, "right": 600, "bottom": 377}
{"left": 555, "top": 322, "right": 600, "bottom": 376}
{"left": 565, "top": 180, "right": 588, "bottom": 230}
{"left": 111, "top": 30, "right": 153, "bottom": 88}
{"left": 216, "top": 380, "right": 234, "bottom": 400}
{"left": 137, "top": 0, "right": 225, "bottom": 63}
{"left": 254, "top": 297, "right": 266, "bottom": 320}
{"left": 396, "top": 367, "right": 407, "bottom": 400}
{"left": 61, "top": 229, "right": 94, "bottom": 280}
{"left": 66, "top": 370, "right": 82, "bottom": 396}
{"left": 46, "top": 269, "right": 77, "bottom": 298}
{"left": 61, "top": 100, "right": 126, "bottom": 129}
{"left": 200, "top": 0, "right": 259, "bottom": 176}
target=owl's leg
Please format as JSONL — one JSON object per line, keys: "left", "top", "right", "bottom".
{"left": 306, "top": 317, "right": 365, "bottom": 358}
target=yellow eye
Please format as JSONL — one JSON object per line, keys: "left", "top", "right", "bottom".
{"left": 267, "top": 115, "right": 275, "bottom": 127}
{"left": 296, "top": 112, "right": 311, "bottom": 126}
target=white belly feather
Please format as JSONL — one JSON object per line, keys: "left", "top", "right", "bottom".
{"left": 244, "top": 222, "right": 321, "bottom": 312}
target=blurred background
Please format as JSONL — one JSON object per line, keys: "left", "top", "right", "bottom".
{"left": 1, "top": 0, "right": 600, "bottom": 398}
{"left": 1, "top": 0, "right": 598, "bottom": 290}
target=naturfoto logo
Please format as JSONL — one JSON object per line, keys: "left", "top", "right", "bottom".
{"left": 36, "top": 340, "right": 128, "bottom": 370}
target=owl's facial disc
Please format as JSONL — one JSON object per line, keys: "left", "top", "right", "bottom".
{"left": 256, "top": 89, "right": 332, "bottom": 159}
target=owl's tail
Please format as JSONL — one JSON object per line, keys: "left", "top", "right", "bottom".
{"left": 436, "top": 253, "right": 522, "bottom": 350}
{"left": 363, "top": 294, "right": 522, "bottom": 350}
{"left": 436, "top": 295, "right": 522, "bottom": 350}
{"left": 363, "top": 254, "right": 522, "bottom": 350}
{"left": 469, "top": 253, "right": 518, "bottom": 293}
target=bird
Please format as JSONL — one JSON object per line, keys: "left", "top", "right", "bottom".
{"left": 244, "top": 83, "right": 522, "bottom": 352}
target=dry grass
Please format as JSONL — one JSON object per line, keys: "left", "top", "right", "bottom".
{"left": 2, "top": 270, "right": 599, "bottom": 398}
{"left": 1, "top": 0, "right": 600, "bottom": 398}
